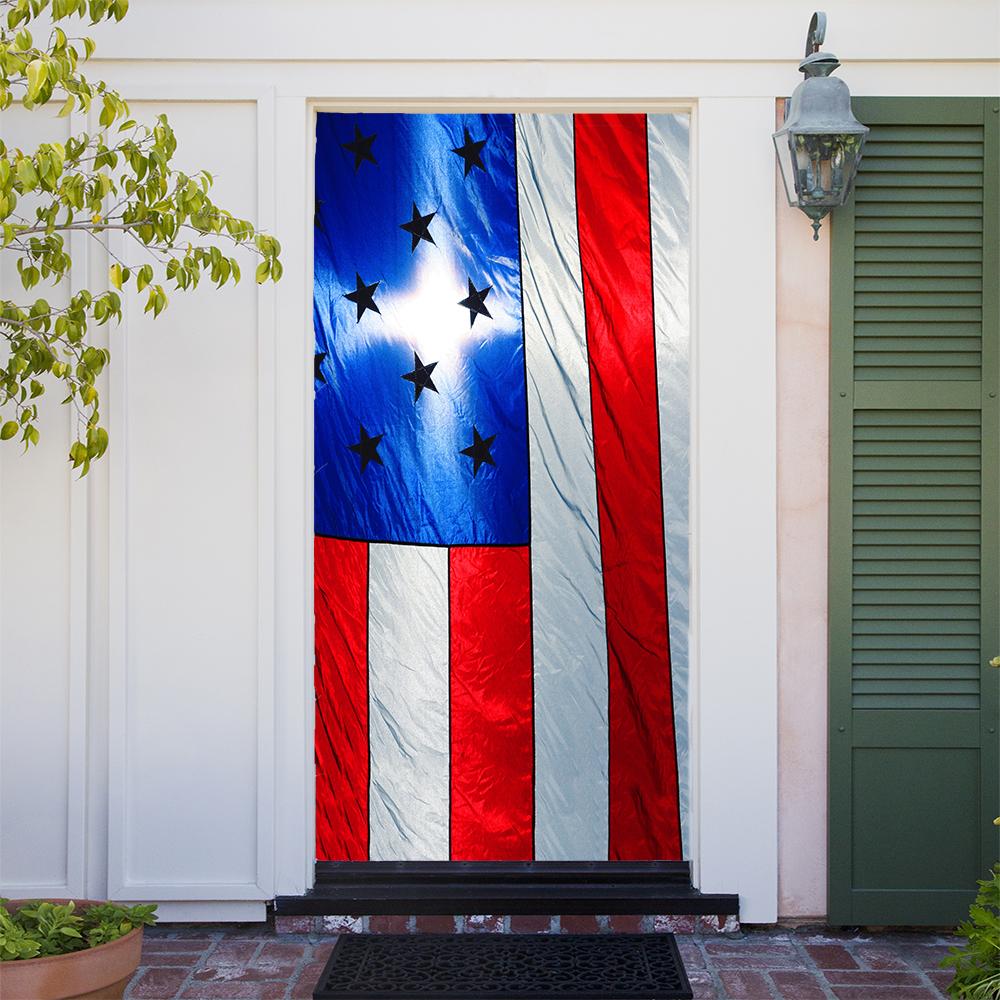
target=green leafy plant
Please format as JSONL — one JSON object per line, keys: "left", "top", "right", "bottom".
{"left": 0, "top": 899, "right": 156, "bottom": 961}
{"left": 941, "top": 865, "right": 1000, "bottom": 999}
{"left": 0, "top": 0, "right": 281, "bottom": 472}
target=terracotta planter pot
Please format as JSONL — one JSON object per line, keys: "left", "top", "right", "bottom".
{"left": 0, "top": 900, "right": 144, "bottom": 1000}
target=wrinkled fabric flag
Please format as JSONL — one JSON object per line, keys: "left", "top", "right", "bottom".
{"left": 314, "top": 112, "right": 690, "bottom": 862}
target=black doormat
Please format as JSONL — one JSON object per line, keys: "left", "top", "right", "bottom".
{"left": 312, "top": 933, "right": 693, "bottom": 999}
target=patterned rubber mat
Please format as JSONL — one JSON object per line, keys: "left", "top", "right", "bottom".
{"left": 312, "top": 932, "right": 693, "bottom": 999}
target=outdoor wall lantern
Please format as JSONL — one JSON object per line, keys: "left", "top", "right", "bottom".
{"left": 772, "top": 11, "right": 869, "bottom": 240}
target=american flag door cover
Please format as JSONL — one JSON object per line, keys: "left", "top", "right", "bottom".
{"left": 313, "top": 113, "right": 691, "bottom": 863}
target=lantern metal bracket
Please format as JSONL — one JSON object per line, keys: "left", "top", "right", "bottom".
{"left": 800, "top": 11, "right": 840, "bottom": 79}
{"left": 804, "top": 11, "right": 827, "bottom": 60}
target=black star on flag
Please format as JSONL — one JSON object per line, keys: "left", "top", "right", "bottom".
{"left": 458, "top": 278, "right": 492, "bottom": 327}
{"left": 450, "top": 126, "right": 487, "bottom": 177}
{"left": 314, "top": 351, "right": 327, "bottom": 384}
{"left": 402, "top": 352, "right": 439, "bottom": 401}
{"left": 348, "top": 424, "right": 384, "bottom": 471}
{"left": 400, "top": 202, "right": 437, "bottom": 252}
{"left": 344, "top": 272, "right": 381, "bottom": 322}
{"left": 341, "top": 124, "right": 377, "bottom": 171}
{"left": 460, "top": 426, "right": 496, "bottom": 477}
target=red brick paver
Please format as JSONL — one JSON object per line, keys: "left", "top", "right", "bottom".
{"left": 413, "top": 914, "right": 457, "bottom": 933}
{"left": 704, "top": 937, "right": 801, "bottom": 970}
{"left": 771, "top": 969, "right": 828, "bottom": 999}
{"left": 805, "top": 942, "right": 859, "bottom": 969}
{"left": 123, "top": 923, "right": 960, "bottom": 999}
{"left": 130, "top": 967, "right": 191, "bottom": 999}
{"left": 557, "top": 913, "right": 601, "bottom": 933}
{"left": 607, "top": 913, "right": 645, "bottom": 933}
{"left": 718, "top": 969, "right": 772, "bottom": 997}
{"left": 830, "top": 988, "right": 940, "bottom": 1000}
{"left": 368, "top": 914, "right": 411, "bottom": 934}
{"left": 509, "top": 914, "right": 554, "bottom": 933}
{"left": 290, "top": 963, "right": 326, "bottom": 1000}
{"left": 824, "top": 969, "right": 924, "bottom": 987}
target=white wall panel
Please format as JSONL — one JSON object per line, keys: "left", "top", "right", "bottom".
{"left": 0, "top": 384, "right": 78, "bottom": 894}
{"left": 0, "top": 109, "right": 87, "bottom": 898}
{"left": 107, "top": 101, "right": 271, "bottom": 899}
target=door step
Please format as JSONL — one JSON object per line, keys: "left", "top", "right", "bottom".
{"left": 274, "top": 862, "right": 738, "bottom": 929}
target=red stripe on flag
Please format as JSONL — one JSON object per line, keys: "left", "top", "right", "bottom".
{"left": 314, "top": 536, "right": 369, "bottom": 861}
{"left": 449, "top": 546, "right": 534, "bottom": 860}
{"left": 574, "top": 114, "right": 682, "bottom": 860}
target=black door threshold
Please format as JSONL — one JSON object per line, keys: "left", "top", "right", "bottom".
{"left": 275, "top": 861, "right": 738, "bottom": 916}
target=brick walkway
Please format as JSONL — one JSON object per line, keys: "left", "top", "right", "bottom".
{"left": 125, "top": 923, "right": 960, "bottom": 999}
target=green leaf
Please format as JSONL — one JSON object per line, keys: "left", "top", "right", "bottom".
{"left": 15, "top": 158, "right": 38, "bottom": 190}
{"left": 941, "top": 864, "right": 1000, "bottom": 998}
{"left": 25, "top": 59, "right": 48, "bottom": 102}
{"left": 0, "top": 422, "right": 18, "bottom": 441}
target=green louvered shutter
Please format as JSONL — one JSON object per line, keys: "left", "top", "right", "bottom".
{"left": 829, "top": 97, "right": 1000, "bottom": 926}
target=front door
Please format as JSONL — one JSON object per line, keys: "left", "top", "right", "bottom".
{"left": 312, "top": 111, "right": 692, "bottom": 865}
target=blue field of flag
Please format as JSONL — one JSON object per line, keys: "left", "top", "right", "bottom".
{"left": 313, "top": 112, "right": 530, "bottom": 546}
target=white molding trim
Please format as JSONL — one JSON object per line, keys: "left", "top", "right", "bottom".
{"left": 106, "top": 224, "right": 129, "bottom": 900}
{"left": 685, "top": 103, "right": 703, "bottom": 894}
{"left": 691, "top": 97, "right": 779, "bottom": 923}
{"left": 115, "top": 83, "right": 272, "bottom": 102}
{"left": 1, "top": 883, "right": 84, "bottom": 898}
{"left": 110, "top": 882, "right": 271, "bottom": 902}
{"left": 147, "top": 900, "right": 267, "bottom": 922}
{"left": 94, "top": 62, "right": 1000, "bottom": 105}
{"left": 254, "top": 85, "right": 278, "bottom": 902}
{"left": 273, "top": 95, "right": 313, "bottom": 897}
{"left": 66, "top": 219, "right": 91, "bottom": 899}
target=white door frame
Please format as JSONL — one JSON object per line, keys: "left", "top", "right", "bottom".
{"left": 273, "top": 95, "right": 778, "bottom": 923}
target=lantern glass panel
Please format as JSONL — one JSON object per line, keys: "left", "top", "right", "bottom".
{"left": 773, "top": 131, "right": 799, "bottom": 207}
{"left": 793, "top": 131, "right": 863, "bottom": 209}
{"left": 774, "top": 129, "right": 864, "bottom": 210}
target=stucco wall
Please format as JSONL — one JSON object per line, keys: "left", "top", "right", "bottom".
{"left": 775, "top": 112, "right": 831, "bottom": 919}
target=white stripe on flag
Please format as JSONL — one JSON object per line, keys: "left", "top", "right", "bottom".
{"left": 516, "top": 113, "right": 610, "bottom": 861}
{"left": 647, "top": 113, "right": 692, "bottom": 859}
{"left": 368, "top": 543, "right": 450, "bottom": 860}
